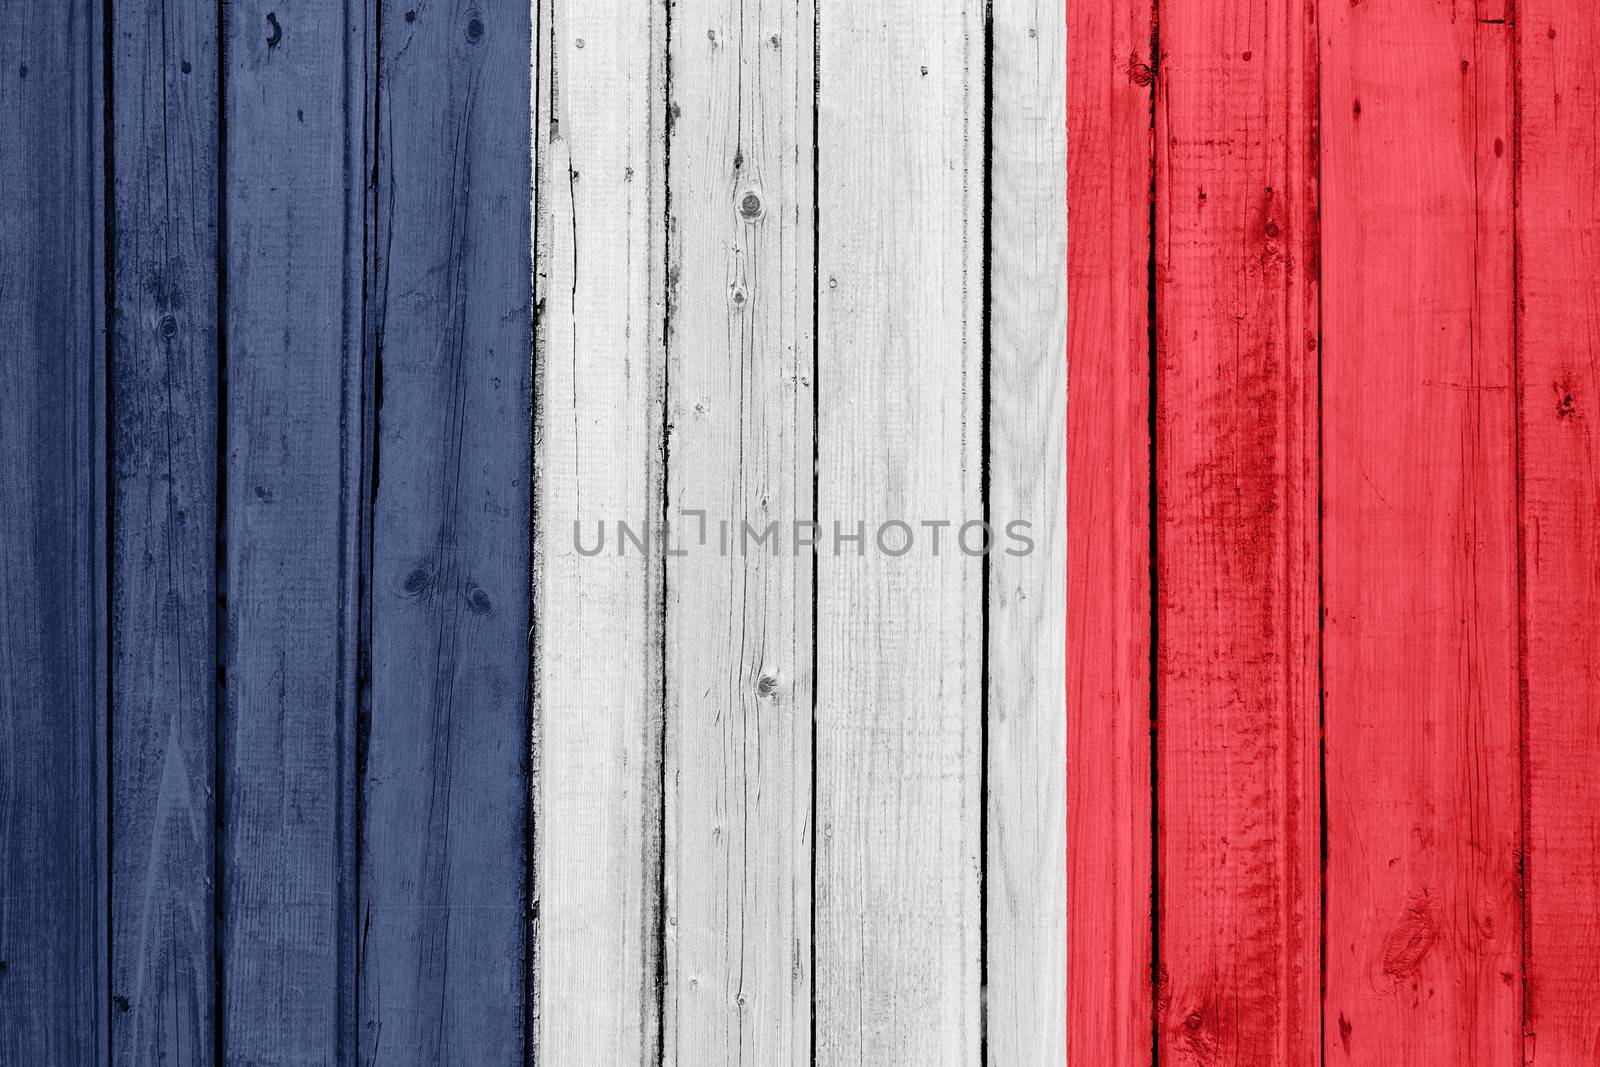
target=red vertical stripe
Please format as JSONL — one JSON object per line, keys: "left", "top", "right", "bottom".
{"left": 1153, "top": 0, "right": 1322, "bottom": 1061}
{"left": 1066, "top": 0, "right": 1155, "bottom": 1060}
{"left": 1321, "top": 0, "right": 1522, "bottom": 1060}
{"left": 1517, "top": 3, "right": 1600, "bottom": 1060}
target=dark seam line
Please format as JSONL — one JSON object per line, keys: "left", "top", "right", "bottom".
{"left": 808, "top": 0, "right": 821, "bottom": 1060}
{"left": 1312, "top": 0, "right": 1328, "bottom": 1053}
{"left": 211, "top": 0, "right": 228, "bottom": 1059}
{"left": 526, "top": 4, "right": 544, "bottom": 1066}
{"left": 655, "top": 0, "right": 673, "bottom": 1062}
{"left": 353, "top": 1, "right": 381, "bottom": 1062}
{"left": 978, "top": 1, "right": 995, "bottom": 1062}
{"left": 1147, "top": 5, "right": 1162, "bottom": 1063}
{"left": 1507, "top": 0, "right": 1531, "bottom": 1056}
{"left": 102, "top": 0, "right": 118, "bottom": 1056}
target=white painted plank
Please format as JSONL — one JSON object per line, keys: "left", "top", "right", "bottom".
{"left": 662, "top": 0, "right": 815, "bottom": 1063}
{"left": 987, "top": 0, "right": 1068, "bottom": 1060}
{"left": 533, "top": 0, "right": 668, "bottom": 1060}
{"left": 813, "top": 1, "right": 986, "bottom": 1062}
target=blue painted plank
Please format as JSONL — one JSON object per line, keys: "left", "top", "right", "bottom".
{"left": 0, "top": 1, "right": 109, "bottom": 1060}
{"left": 108, "top": 0, "right": 220, "bottom": 1059}
{"left": 220, "top": 1, "right": 370, "bottom": 1060}
{"left": 359, "top": 1, "right": 531, "bottom": 1060}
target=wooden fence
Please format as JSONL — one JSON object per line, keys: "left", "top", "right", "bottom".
{"left": 1, "top": 0, "right": 1065, "bottom": 1062}
{"left": 11, "top": 0, "right": 1600, "bottom": 1064}
{"left": 1072, "top": 0, "right": 1600, "bottom": 1063}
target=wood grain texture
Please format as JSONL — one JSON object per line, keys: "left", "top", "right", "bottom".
{"left": 109, "top": 0, "right": 219, "bottom": 1058}
{"left": 360, "top": 1, "right": 532, "bottom": 1061}
{"left": 661, "top": 0, "right": 814, "bottom": 1063}
{"left": 1321, "top": 0, "right": 1521, "bottom": 1060}
{"left": 1154, "top": 0, "right": 1320, "bottom": 1061}
{"left": 220, "top": 1, "right": 369, "bottom": 1059}
{"left": 0, "top": 1, "right": 108, "bottom": 1059}
{"left": 1064, "top": 0, "right": 1154, "bottom": 1060}
{"left": 533, "top": 0, "right": 668, "bottom": 1059}
{"left": 1516, "top": 3, "right": 1600, "bottom": 1060}
{"left": 987, "top": 0, "right": 1067, "bottom": 1061}
{"left": 813, "top": 1, "right": 984, "bottom": 1060}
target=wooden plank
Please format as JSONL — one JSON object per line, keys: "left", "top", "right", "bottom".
{"left": 1321, "top": 0, "right": 1520, "bottom": 1060}
{"left": 533, "top": 0, "right": 668, "bottom": 1059}
{"left": 1064, "top": 0, "right": 1155, "bottom": 1060}
{"left": 1516, "top": 3, "right": 1600, "bottom": 1060}
{"left": 359, "top": 2, "right": 532, "bottom": 1061}
{"left": 661, "top": 0, "right": 813, "bottom": 1063}
{"left": 108, "top": 0, "right": 219, "bottom": 1058}
{"left": 220, "top": 1, "right": 369, "bottom": 1059}
{"left": 812, "top": 1, "right": 984, "bottom": 1060}
{"left": 0, "top": 1, "right": 108, "bottom": 1059}
{"left": 986, "top": 0, "right": 1067, "bottom": 1060}
{"left": 1153, "top": 0, "right": 1320, "bottom": 1061}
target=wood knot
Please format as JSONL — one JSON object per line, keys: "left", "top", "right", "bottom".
{"left": 401, "top": 562, "right": 434, "bottom": 597}
{"left": 464, "top": 11, "right": 485, "bottom": 43}
{"left": 1381, "top": 897, "right": 1437, "bottom": 982}
{"left": 757, "top": 674, "right": 779, "bottom": 698}
{"left": 739, "top": 190, "right": 764, "bottom": 220}
{"left": 265, "top": 12, "right": 283, "bottom": 49}
{"left": 465, "top": 583, "right": 493, "bottom": 615}
{"left": 730, "top": 284, "right": 749, "bottom": 309}
{"left": 159, "top": 314, "right": 178, "bottom": 339}
{"left": 1176, "top": 1006, "right": 1219, "bottom": 1063}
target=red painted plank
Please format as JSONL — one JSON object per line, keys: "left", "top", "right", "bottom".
{"left": 1321, "top": 0, "right": 1521, "bottom": 1061}
{"left": 1152, "top": 0, "right": 1321, "bottom": 1062}
{"left": 1065, "top": 0, "right": 1155, "bottom": 1060}
{"left": 1517, "top": 4, "right": 1600, "bottom": 1060}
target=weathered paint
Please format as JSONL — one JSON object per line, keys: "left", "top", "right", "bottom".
{"left": 109, "top": 0, "right": 219, "bottom": 1058}
{"left": 0, "top": 2, "right": 107, "bottom": 1059}
{"left": 359, "top": 1, "right": 533, "bottom": 1061}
